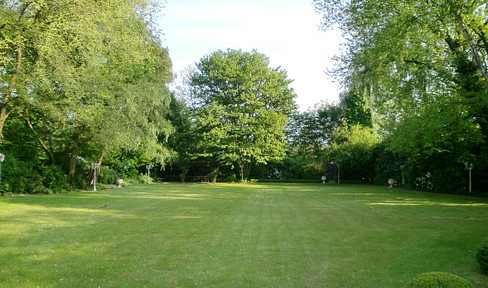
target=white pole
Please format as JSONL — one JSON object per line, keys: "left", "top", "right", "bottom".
{"left": 146, "top": 165, "right": 151, "bottom": 184}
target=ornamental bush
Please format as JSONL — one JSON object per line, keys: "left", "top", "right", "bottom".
{"left": 477, "top": 240, "right": 488, "bottom": 274}
{"left": 403, "top": 272, "right": 473, "bottom": 288}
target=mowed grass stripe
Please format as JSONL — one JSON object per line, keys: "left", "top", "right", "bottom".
{"left": 0, "top": 183, "right": 487, "bottom": 287}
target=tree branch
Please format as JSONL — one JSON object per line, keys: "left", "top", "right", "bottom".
{"left": 20, "top": 110, "right": 56, "bottom": 165}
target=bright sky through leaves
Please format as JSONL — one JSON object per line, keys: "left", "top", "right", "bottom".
{"left": 159, "top": 0, "right": 342, "bottom": 111}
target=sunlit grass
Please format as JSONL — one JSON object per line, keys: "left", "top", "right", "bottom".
{"left": 0, "top": 183, "right": 487, "bottom": 287}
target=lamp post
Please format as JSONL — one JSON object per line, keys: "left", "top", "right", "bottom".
{"left": 91, "top": 163, "right": 99, "bottom": 191}
{"left": 0, "top": 153, "right": 4, "bottom": 196}
{"left": 465, "top": 163, "right": 474, "bottom": 193}
{"left": 146, "top": 165, "right": 151, "bottom": 184}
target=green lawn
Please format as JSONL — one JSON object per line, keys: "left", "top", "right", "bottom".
{"left": 0, "top": 183, "right": 487, "bottom": 287}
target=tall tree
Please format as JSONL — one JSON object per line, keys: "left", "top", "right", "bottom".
{"left": 314, "top": 0, "right": 488, "bottom": 192}
{"left": 287, "top": 102, "right": 342, "bottom": 158}
{"left": 190, "top": 49, "right": 297, "bottom": 179}
{"left": 328, "top": 124, "right": 380, "bottom": 183}
{"left": 314, "top": 0, "right": 488, "bottom": 123}
{"left": 1, "top": 0, "right": 173, "bottom": 182}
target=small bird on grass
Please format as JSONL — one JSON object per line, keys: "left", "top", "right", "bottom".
{"left": 369, "top": 206, "right": 375, "bottom": 211}
{"left": 98, "top": 204, "right": 108, "bottom": 208}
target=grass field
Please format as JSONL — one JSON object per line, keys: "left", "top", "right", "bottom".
{"left": 0, "top": 183, "right": 487, "bottom": 287}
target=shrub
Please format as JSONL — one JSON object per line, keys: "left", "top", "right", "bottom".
{"left": 476, "top": 240, "right": 488, "bottom": 274}
{"left": 403, "top": 272, "right": 473, "bottom": 288}
{"left": 180, "top": 166, "right": 189, "bottom": 183}
{"left": 2, "top": 156, "right": 44, "bottom": 194}
{"left": 99, "top": 166, "right": 116, "bottom": 184}
{"left": 301, "top": 163, "right": 324, "bottom": 179}
{"left": 123, "top": 173, "right": 149, "bottom": 185}
{"left": 41, "top": 165, "right": 67, "bottom": 193}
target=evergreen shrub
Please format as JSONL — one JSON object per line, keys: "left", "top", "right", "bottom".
{"left": 403, "top": 272, "right": 473, "bottom": 288}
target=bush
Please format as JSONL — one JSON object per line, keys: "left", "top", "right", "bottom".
{"left": 302, "top": 163, "right": 324, "bottom": 179}
{"left": 403, "top": 272, "right": 473, "bottom": 288}
{"left": 99, "top": 166, "right": 116, "bottom": 184}
{"left": 2, "top": 156, "right": 44, "bottom": 194}
{"left": 252, "top": 178, "right": 321, "bottom": 183}
{"left": 123, "top": 173, "right": 149, "bottom": 185}
{"left": 476, "top": 240, "right": 488, "bottom": 274}
{"left": 41, "top": 165, "right": 67, "bottom": 193}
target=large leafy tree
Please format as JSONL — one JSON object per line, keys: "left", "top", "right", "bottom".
{"left": 314, "top": 0, "right": 488, "bottom": 192}
{"left": 314, "top": 0, "right": 488, "bottom": 124}
{"left": 1, "top": 0, "right": 173, "bottom": 184}
{"left": 190, "top": 49, "right": 297, "bottom": 179}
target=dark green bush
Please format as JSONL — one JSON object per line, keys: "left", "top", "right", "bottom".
{"left": 2, "top": 155, "right": 44, "bottom": 194}
{"left": 476, "top": 240, "right": 488, "bottom": 274}
{"left": 41, "top": 165, "right": 67, "bottom": 193}
{"left": 403, "top": 272, "right": 473, "bottom": 288}
{"left": 99, "top": 166, "right": 116, "bottom": 184}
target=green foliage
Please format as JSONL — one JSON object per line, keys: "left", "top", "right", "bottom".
{"left": 477, "top": 240, "right": 488, "bottom": 274}
{"left": 180, "top": 166, "right": 189, "bottom": 183}
{"left": 373, "top": 145, "right": 398, "bottom": 184}
{"left": 1, "top": 155, "right": 68, "bottom": 194}
{"left": 314, "top": 0, "right": 488, "bottom": 193}
{"left": 252, "top": 178, "right": 321, "bottom": 183}
{"left": 40, "top": 165, "right": 67, "bottom": 193}
{"left": 302, "top": 163, "right": 324, "bottom": 179}
{"left": 250, "top": 153, "right": 325, "bottom": 180}
{"left": 190, "top": 49, "right": 297, "bottom": 179}
{"left": 2, "top": 156, "right": 43, "bottom": 194}
{"left": 403, "top": 272, "right": 473, "bottom": 288}
{"left": 388, "top": 99, "right": 482, "bottom": 164}
{"left": 341, "top": 90, "right": 373, "bottom": 128}
{"left": 287, "top": 103, "right": 343, "bottom": 159}
{"left": 128, "top": 173, "right": 150, "bottom": 184}
{"left": 1, "top": 0, "right": 174, "bottom": 189}
{"left": 328, "top": 124, "right": 380, "bottom": 182}
{"left": 99, "top": 166, "right": 116, "bottom": 185}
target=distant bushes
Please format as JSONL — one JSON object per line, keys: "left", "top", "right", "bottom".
{"left": 251, "top": 178, "right": 321, "bottom": 184}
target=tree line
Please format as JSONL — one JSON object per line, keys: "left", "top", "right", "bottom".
{"left": 311, "top": 0, "right": 488, "bottom": 194}
{"left": 1, "top": 0, "right": 487, "bottom": 196}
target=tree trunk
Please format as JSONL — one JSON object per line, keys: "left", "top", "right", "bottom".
{"left": 448, "top": 0, "right": 488, "bottom": 86}
{"left": 243, "top": 162, "right": 252, "bottom": 180}
{"left": 0, "top": 108, "right": 9, "bottom": 141}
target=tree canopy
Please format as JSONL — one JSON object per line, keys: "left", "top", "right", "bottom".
{"left": 313, "top": 0, "right": 488, "bottom": 192}
{"left": 189, "top": 49, "right": 297, "bottom": 180}
{"left": 0, "top": 0, "right": 173, "bottom": 191}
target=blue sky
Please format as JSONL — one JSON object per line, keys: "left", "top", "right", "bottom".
{"left": 158, "top": 0, "right": 342, "bottom": 111}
